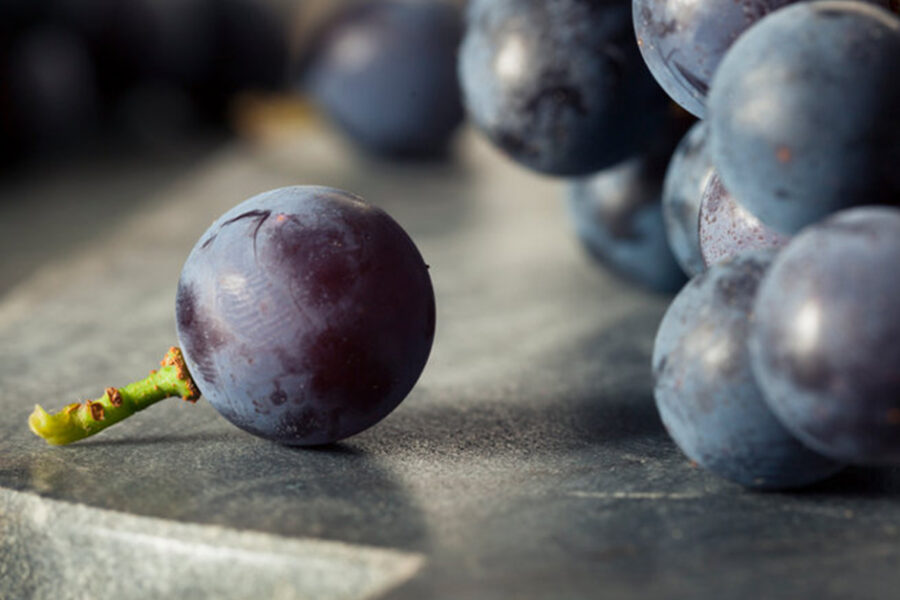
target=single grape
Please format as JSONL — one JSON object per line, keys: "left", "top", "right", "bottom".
{"left": 302, "top": 0, "right": 464, "bottom": 158}
{"left": 653, "top": 252, "right": 843, "bottom": 489}
{"left": 567, "top": 157, "right": 687, "bottom": 294}
{"left": 633, "top": 0, "right": 800, "bottom": 118}
{"left": 698, "top": 174, "right": 789, "bottom": 268}
{"left": 29, "top": 186, "right": 435, "bottom": 447}
{"left": 708, "top": 1, "right": 900, "bottom": 233}
{"left": 750, "top": 207, "right": 900, "bottom": 464}
{"left": 459, "top": 0, "right": 668, "bottom": 176}
{"left": 661, "top": 121, "right": 713, "bottom": 277}
{"left": 176, "top": 186, "right": 436, "bottom": 445}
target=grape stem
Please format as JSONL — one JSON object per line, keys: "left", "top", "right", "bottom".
{"left": 28, "top": 347, "right": 200, "bottom": 446}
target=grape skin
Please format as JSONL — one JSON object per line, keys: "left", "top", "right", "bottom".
{"left": 176, "top": 186, "right": 436, "bottom": 446}
{"left": 708, "top": 1, "right": 900, "bottom": 233}
{"left": 633, "top": 0, "right": 797, "bottom": 117}
{"left": 653, "top": 252, "right": 842, "bottom": 489}
{"left": 661, "top": 121, "right": 714, "bottom": 278}
{"left": 698, "top": 174, "right": 789, "bottom": 268}
{"left": 303, "top": 1, "right": 464, "bottom": 158}
{"left": 750, "top": 207, "right": 900, "bottom": 464}
{"left": 459, "top": 0, "right": 668, "bottom": 176}
{"left": 567, "top": 156, "right": 687, "bottom": 294}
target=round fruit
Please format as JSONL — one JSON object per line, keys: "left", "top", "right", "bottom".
{"left": 303, "top": 0, "right": 464, "bottom": 157}
{"left": 708, "top": 1, "right": 900, "bottom": 233}
{"left": 568, "top": 156, "right": 686, "bottom": 294}
{"left": 459, "top": 0, "right": 668, "bottom": 176}
{"left": 175, "top": 186, "right": 436, "bottom": 445}
{"left": 661, "top": 121, "right": 714, "bottom": 277}
{"left": 750, "top": 207, "right": 900, "bottom": 464}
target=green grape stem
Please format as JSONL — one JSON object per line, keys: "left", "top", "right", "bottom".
{"left": 28, "top": 347, "right": 200, "bottom": 446}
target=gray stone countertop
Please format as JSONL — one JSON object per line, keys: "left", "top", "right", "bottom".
{"left": 0, "top": 127, "right": 898, "bottom": 600}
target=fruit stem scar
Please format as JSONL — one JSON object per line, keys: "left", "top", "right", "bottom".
{"left": 28, "top": 347, "right": 201, "bottom": 446}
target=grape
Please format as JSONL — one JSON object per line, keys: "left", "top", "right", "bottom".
{"left": 661, "top": 121, "right": 714, "bottom": 278}
{"left": 698, "top": 174, "right": 789, "bottom": 268}
{"left": 633, "top": 0, "right": 799, "bottom": 118}
{"left": 459, "top": 0, "right": 668, "bottom": 176}
{"left": 750, "top": 207, "right": 900, "bottom": 464}
{"left": 567, "top": 156, "right": 686, "bottom": 294}
{"left": 708, "top": 1, "right": 900, "bottom": 233}
{"left": 302, "top": 0, "right": 464, "bottom": 158}
{"left": 175, "top": 186, "right": 436, "bottom": 446}
{"left": 653, "top": 252, "right": 843, "bottom": 488}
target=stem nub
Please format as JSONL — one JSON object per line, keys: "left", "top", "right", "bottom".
{"left": 28, "top": 347, "right": 200, "bottom": 446}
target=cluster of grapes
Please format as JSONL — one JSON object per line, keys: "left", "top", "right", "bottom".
{"left": 650, "top": 0, "right": 900, "bottom": 489}
{"left": 457, "top": 0, "right": 900, "bottom": 488}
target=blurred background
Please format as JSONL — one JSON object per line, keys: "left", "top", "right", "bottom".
{"left": 0, "top": 0, "right": 468, "bottom": 296}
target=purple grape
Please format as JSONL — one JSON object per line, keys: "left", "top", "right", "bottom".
{"left": 633, "top": 0, "right": 798, "bottom": 117}
{"left": 302, "top": 0, "right": 464, "bottom": 158}
{"left": 653, "top": 252, "right": 843, "bottom": 489}
{"left": 750, "top": 207, "right": 900, "bottom": 464}
{"left": 708, "top": 1, "right": 900, "bottom": 233}
{"left": 698, "top": 174, "right": 789, "bottom": 268}
{"left": 459, "top": 0, "right": 669, "bottom": 176}
{"left": 567, "top": 156, "right": 687, "bottom": 294}
{"left": 175, "top": 186, "right": 436, "bottom": 445}
{"left": 661, "top": 121, "right": 714, "bottom": 277}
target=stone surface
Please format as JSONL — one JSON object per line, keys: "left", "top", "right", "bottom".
{"left": 1, "top": 127, "right": 899, "bottom": 599}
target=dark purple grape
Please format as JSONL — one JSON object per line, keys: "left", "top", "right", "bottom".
{"left": 699, "top": 174, "right": 789, "bottom": 268}
{"left": 708, "top": 1, "right": 900, "bottom": 233}
{"left": 633, "top": 0, "right": 799, "bottom": 117}
{"left": 175, "top": 186, "right": 436, "bottom": 446}
{"left": 750, "top": 207, "right": 900, "bottom": 464}
{"left": 302, "top": 0, "right": 464, "bottom": 158}
{"left": 661, "top": 121, "right": 714, "bottom": 277}
{"left": 653, "top": 252, "right": 843, "bottom": 489}
{"left": 568, "top": 156, "right": 687, "bottom": 294}
{"left": 459, "top": 0, "right": 669, "bottom": 176}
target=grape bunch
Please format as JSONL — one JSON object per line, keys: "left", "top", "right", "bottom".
{"left": 650, "top": 1, "right": 900, "bottom": 487}
{"left": 457, "top": 0, "right": 900, "bottom": 487}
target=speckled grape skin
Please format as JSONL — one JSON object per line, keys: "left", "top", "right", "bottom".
{"left": 459, "top": 0, "right": 669, "bottom": 176}
{"left": 175, "top": 186, "right": 436, "bottom": 446}
{"left": 708, "top": 1, "right": 900, "bottom": 234}
{"left": 568, "top": 156, "right": 687, "bottom": 294}
{"left": 633, "top": 0, "right": 799, "bottom": 117}
{"left": 661, "top": 121, "right": 713, "bottom": 277}
{"left": 653, "top": 252, "right": 842, "bottom": 488}
{"left": 303, "top": 1, "right": 464, "bottom": 158}
{"left": 750, "top": 208, "right": 900, "bottom": 464}
{"left": 699, "top": 174, "right": 789, "bottom": 268}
